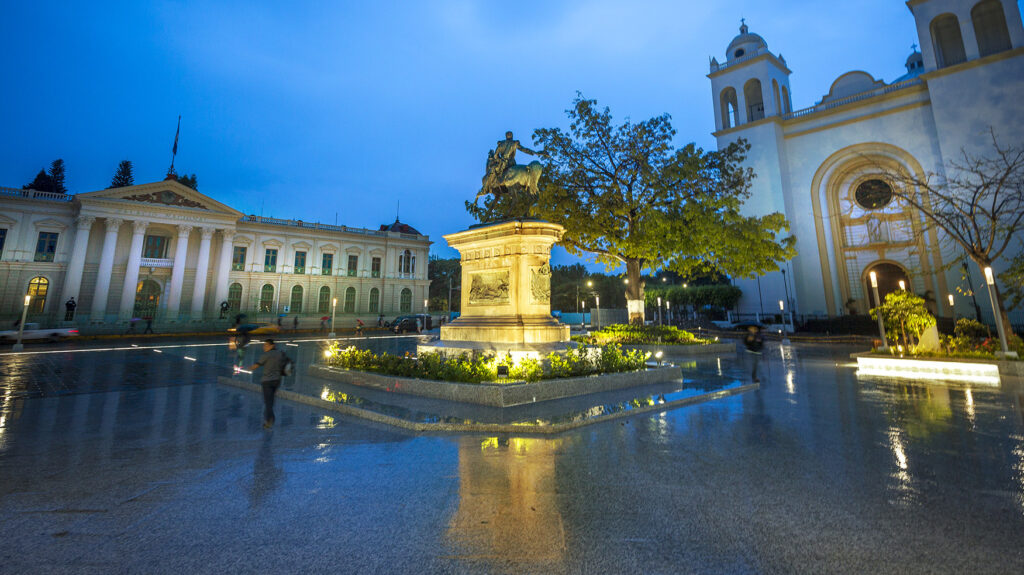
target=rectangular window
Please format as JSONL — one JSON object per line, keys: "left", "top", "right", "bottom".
{"left": 34, "top": 232, "right": 59, "bottom": 262}
{"left": 347, "top": 255, "right": 359, "bottom": 277}
{"left": 264, "top": 249, "right": 278, "bottom": 273}
{"left": 142, "top": 235, "right": 168, "bottom": 259}
{"left": 294, "top": 251, "right": 306, "bottom": 274}
{"left": 371, "top": 257, "right": 381, "bottom": 278}
{"left": 0, "top": 229, "right": 7, "bottom": 260}
{"left": 321, "top": 253, "right": 333, "bottom": 275}
{"left": 232, "top": 246, "right": 247, "bottom": 271}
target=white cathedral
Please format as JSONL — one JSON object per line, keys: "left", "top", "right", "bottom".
{"left": 710, "top": 0, "right": 1024, "bottom": 323}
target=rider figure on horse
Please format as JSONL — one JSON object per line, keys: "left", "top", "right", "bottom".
{"left": 480, "top": 131, "right": 547, "bottom": 197}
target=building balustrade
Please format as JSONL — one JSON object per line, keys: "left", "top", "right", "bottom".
{"left": 0, "top": 187, "right": 74, "bottom": 201}
{"left": 140, "top": 257, "right": 174, "bottom": 268}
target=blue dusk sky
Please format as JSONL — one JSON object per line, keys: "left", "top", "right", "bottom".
{"left": 0, "top": 1, "right": 951, "bottom": 266}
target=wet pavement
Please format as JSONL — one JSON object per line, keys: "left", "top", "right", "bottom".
{"left": 1, "top": 338, "right": 1023, "bottom": 574}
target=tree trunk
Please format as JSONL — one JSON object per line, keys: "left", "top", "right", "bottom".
{"left": 625, "top": 259, "right": 645, "bottom": 325}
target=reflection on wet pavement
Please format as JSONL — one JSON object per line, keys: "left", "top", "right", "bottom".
{"left": 1, "top": 339, "right": 1023, "bottom": 573}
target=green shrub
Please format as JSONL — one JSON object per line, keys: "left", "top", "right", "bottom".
{"left": 586, "top": 324, "right": 705, "bottom": 345}
{"left": 323, "top": 343, "right": 651, "bottom": 383}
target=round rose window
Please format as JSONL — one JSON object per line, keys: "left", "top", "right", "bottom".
{"left": 855, "top": 179, "right": 892, "bottom": 210}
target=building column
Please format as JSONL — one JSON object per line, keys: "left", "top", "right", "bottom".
{"left": 90, "top": 218, "right": 123, "bottom": 322}
{"left": 118, "top": 220, "right": 149, "bottom": 319}
{"left": 212, "top": 229, "right": 235, "bottom": 314}
{"left": 166, "top": 224, "right": 193, "bottom": 320}
{"left": 60, "top": 215, "right": 95, "bottom": 313}
{"left": 190, "top": 227, "right": 215, "bottom": 320}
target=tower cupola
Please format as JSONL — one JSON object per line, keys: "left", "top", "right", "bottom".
{"left": 726, "top": 21, "right": 768, "bottom": 61}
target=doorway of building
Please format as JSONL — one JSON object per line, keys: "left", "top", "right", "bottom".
{"left": 864, "top": 262, "right": 910, "bottom": 309}
{"left": 134, "top": 279, "right": 162, "bottom": 318}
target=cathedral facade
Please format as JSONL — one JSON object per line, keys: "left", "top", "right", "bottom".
{"left": 709, "top": 0, "right": 1024, "bottom": 322}
{"left": 0, "top": 179, "right": 430, "bottom": 327}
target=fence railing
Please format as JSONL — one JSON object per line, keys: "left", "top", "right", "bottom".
{"left": 0, "top": 187, "right": 74, "bottom": 201}
{"left": 238, "top": 215, "right": 427, "bottom": 240}
{"left": 783, "top": 77, "right": 923, "bottom": 120}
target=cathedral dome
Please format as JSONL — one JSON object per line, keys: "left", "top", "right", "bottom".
{"left": 894, "top": 50, "right": 925, "bottom": 82}
{"left": 726, "top": 22, "right": 767, "bottom": 60}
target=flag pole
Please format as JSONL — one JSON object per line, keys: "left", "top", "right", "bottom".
{"left": 168, "top": 115, "right": 181, "bottom": 177}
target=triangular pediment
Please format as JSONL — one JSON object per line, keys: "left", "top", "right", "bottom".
{"left": 78, "top": 180, "right": 244, "bottom": 217}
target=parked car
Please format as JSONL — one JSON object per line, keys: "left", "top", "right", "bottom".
{"left": 0, "top": 323, "right": 79, "bottom": 344}
{"left": 391, "top": 314, "right": 432, "bottom": 334}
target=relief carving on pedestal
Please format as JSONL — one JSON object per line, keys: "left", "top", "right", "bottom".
{"left": 530, "top": 264, "right": 551, "bottom": 304}
{"left": 468, "top": 270, "right": 510, "bottom": 305}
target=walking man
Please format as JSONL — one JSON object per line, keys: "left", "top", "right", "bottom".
{"left": 250, "top": 339, "right": 286, "bottom": 429}
{"left": 64, "top": 297, "right": 77, "bottom": 321}
{"left": 743, "top": 325, "right": 765, "bottom": 383}
{"left": 292, "top": 316, "right": 299, "bottom": 331}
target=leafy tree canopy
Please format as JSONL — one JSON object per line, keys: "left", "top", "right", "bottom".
{"left": 177, "top": 173, "right": 198, "bottom": 190}
{"left": 531, "top": 94, "right": 795, "bottom": 323}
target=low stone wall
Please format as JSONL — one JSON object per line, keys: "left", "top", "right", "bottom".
{"left": 851, "top": 350, "right": 1024, "bottom": 377}
{"left": 622, "top": 342, "right": 736, "bottom": 357}
{"left": 308, "top": 364, "right": 683, "bottom": 407}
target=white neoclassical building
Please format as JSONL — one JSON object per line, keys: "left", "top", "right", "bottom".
{"left": 0, "top": 179, "right": 430, "bottom": 327}
{"left": 709, "top": 0, "right": 1024, "bottom": 323}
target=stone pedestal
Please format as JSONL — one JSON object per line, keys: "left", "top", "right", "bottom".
{"left": 424, "top": 220, "right": 570, "bottom": 356}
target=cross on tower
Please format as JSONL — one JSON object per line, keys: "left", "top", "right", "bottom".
{"left": 911, "top": 42, "right": 918, "bottom": 52}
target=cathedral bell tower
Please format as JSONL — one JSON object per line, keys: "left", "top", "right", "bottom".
{"left": 708, "top": 21, "right": 793, "bottom": 132}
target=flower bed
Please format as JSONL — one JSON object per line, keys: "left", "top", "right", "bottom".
{"left": 572, "top": 324, "right": 710, "bottom": 346}
{"left": 322, "top": 342, "right": 649, "bottom": 384}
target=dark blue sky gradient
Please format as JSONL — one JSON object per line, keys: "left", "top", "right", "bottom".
{"left": 1, "top": 1, "right": 942, "bottom": 266}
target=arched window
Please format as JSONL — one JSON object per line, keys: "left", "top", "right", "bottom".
{"left": 772, "top": 79, "right": 781, "bottom": 117}
{"left": 228, "top": 283, "right": 243, "bottom": 311}
{"left": 400, "top": 288, "right": 412, "bottom": 313}
{"left": 719, "top": 87, "right": 739, "bottom": 129}
{"left": 344, "top": 287, "right": 356, "bottom": 313}
{"left": 290, "top": 285, "right": 303, "bottom": 313}
{"left": 318, "top": 286, "right": 331, "bottom": 314}
{"left": 259, "top": 284, "right": 275, "bottom": 313}
{"left": 133, "top": 279, "right": 161, "bottom": 318}
{"left": 399, "top": 249, "right": 416, "bottom": 275}
{"left": 369, "top": 287, "right": 380, "bottom": 313}
{"left": 781, "top": 86, "right": 792, "bottom": 114}
{"left": 744, "top": 78, "right": 764, "bottom": 122}
{"left": 972, "top": 0, "right": 1012, "bottom": 57}
{"left": 27, "top": 276, "right": 49, "bottom": 314}
{"left": 931, "top": 14, "right": 967, "bottom": 67}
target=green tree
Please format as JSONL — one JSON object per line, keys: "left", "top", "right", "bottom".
{"left": 876, "top": 129, "right": 1023, "bottom": 333}
{"left": 23, "top": 169, "right": 52, "bottom": 192}
{"left": 1000, "top": 254, "right": 1024, "bottom": 314}
{"left": 870, "top": 290, "right": 936, "bottom": 351}
{"left": 177, "top": 173, "right": 198, "bottom": 190}
{"left": 110, "top": 160, "right": 134, "bottom": 188}
{"left": 48, "top": 159, "right": 67, "bottom": 194}
{"left": 428, "top": 256, "right": 461, "bottom": 313}
{"left": 532, "top": 95, "right": 795, "bottom": 324}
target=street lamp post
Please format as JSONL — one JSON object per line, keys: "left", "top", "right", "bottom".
{"left": 779, "top": 299, "right": 790, "bottom": 344}
{"left": 869, "top": 271, "right": 888, "bottom": 351}
{"left": 657, "top": 297, "right": 662, "bottom": 326}
{"left": 329, "top": 297, "right": 337, "bottom": 338}
{"left": 12, "top": 294, "right": 30, "bottom": 352}
{"left": 595, "top": 295, "right": 601, "bottom": 331}
{"left": 665, "top": 299, "right": 670, "bottom": 325}
{"left": 947, "top": 293, "right": 955, "bottom": 320}
{"left": 983, "top": 266, "right": 1015, "bottom": 357}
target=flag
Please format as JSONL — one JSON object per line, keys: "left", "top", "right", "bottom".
{"left": 172, "top": 115, "right": 181, "bottom": 156}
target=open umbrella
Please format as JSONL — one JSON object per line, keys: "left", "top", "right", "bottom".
{"left": 320, "top": 316, "right": 330, "bottom": 321}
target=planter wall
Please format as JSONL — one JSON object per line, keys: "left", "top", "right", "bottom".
{"left": 308, "top": 364, "right": 683, "bottom": 407}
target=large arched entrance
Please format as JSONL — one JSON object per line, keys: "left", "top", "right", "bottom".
{"left": 134, "top": 279, "right": 162, "bottom": 318}
{"left": 864, "top": 262, "right": 910, "bottom": 308}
